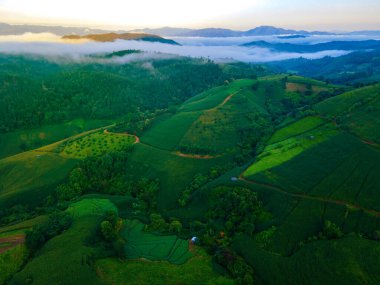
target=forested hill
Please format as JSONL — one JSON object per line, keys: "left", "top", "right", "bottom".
{"left": 0, "top": 54, "right": 264, "bottom": 133}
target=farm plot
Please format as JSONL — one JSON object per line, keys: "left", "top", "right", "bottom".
{"left": 60, "top": 131, "right": 135, "bottom": 159}
{"left": 122, "top": 219, "right": 192, "bottom": 265}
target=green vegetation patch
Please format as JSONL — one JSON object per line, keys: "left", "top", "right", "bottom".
{"left": 141, "top": 112, "right": 201, "bottom": 151}
{"left": 0, "top": 245, "right": 28, "bottom": 285}
{"left": 61, "top": 131, "right": 135, "bottom": 158}
{"left": 234, "top": 234, "right": 380, "bottom": 285}
{"left": 67, "top": 198, "right": 118, "bottom": 218}
{"left": 0, "top": 119, "right": 112, "bottom": 160}
{"left": 0, "top": 151, "right": 77, "bottom": 208}
{"left": 315, "top": 84, "right": 380, "bottom": 117}
{"left": 269, "top": 116, "right": 326, "bottom": 144}
{"left": 122, "top": 219, "right": 192, "bottom": 265}
{"left": 179, "top": 79, "right": 255, "bottom": 112}
{"left": 96, "top": 248, "right": 234, "bottom": 285}
{"left": 9, "top": 198, "right": 117, "bottom": 285}
{"left": 244, "top": 125, "right": 337, "bottom": 177}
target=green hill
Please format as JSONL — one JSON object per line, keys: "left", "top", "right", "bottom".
{"left": 235, "top": 84, "right": 380, "bottom": 284}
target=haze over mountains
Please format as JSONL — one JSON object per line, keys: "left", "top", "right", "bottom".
{"left": 2, "top": 22, "right": 380, "bottom": 38}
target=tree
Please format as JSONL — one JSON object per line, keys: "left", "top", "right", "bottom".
{"left": 100, "top": 220, "right": 117, "bottom": 241}
{"left": 322, "top": 220, "right": 343, "bottom": 239}
{"left": 169, "top": 220, "right": 182, "bottom": 233}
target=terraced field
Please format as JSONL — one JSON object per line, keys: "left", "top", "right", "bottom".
{"left": 227, "top": 84, "right": 380, "bottom": 284}
{"left": 123, "top": 219, "right": 192, "bottom": 265}
{"left": 96, "top": 248, "right": 234, "bottom": 285}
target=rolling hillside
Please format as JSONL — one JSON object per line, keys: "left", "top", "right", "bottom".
{"left": 231, "top": 84, "right": 380, "bottom": 284}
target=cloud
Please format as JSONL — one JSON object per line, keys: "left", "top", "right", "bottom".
{"left": 0, "top": 33, "right": 354, "bottom": 63}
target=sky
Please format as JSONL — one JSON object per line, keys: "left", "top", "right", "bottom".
{"left": 0, "top": 0, "right": 379, "bottom": 31}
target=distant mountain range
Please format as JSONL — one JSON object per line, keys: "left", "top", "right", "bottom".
{"left": 62, "top": 33, "right": 180, "bottom": 45}
{"left": 1, "top": 22, "right": 380, "bottom": 38}
{"left": 242, "top": 40, "right": 380, "bottom": 53}
{"left": 0, "top": 22, "right": 114, "bottom": 36}
{"left": 130, "top": 26, "right": 333, "bottom": 37}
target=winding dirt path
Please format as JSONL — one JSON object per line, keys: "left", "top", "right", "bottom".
{"left": 239, "top": 176, "right": 380, "bottom": 218}
{"left": 209, "top": 91, "right": 239, "bottom": 111}
{"left": 0, "top": 234, "right": 25, "bottom": 254}
{"left": 103, "top": 129, "right": 140, "bottom": 144}
{"left": 173, "top": 151, "right": 222, "bottom": 160}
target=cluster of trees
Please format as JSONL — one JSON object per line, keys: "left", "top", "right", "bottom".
{"left": 207, "top": 187, "right": 263, "bottom": 236}
{"left": 0, "top": 205, "right": 36, "bottom": 225}
{"left": 56, "top": 150, "right": 131, "bottom": 201}
{"left": 193, "top": 187, "right": 263, "bottom": 284}
{"left": 178, "top": 167, "right": 226, "bottom": 207}
{"left": 178, "top": 144, "right": 217, "bottom": 156}
{"left": 25, "top": 212, "right": 72, "bottom": 255}
{"left": 55, "top": 149, "right": 159, "bottom": 212}
{"left": 298, "top": 220, "right": 344, "bottom": 249}
{"left": 269, "top": 50, "right": 380, "bottom": 85}
{"left": 146, "top": 213, "right": 182, "bottom": 234}
{"left": 0, "top": 55, "right": 264, "bottom": 133}
{"left": 214, "top": 248, "right": 256, "bottom": 285}
{"left": 112, "top": 109, "right": 164, "bottom": 135}
{"left": 99, "top": 211, "right": 126, "bottom": 258}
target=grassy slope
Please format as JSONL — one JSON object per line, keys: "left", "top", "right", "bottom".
{"left": 96, "top": 248, "right": 234, "bottom": 285}
{"left": 122, "top": 219, "right": 192, "bottom": 265}
{"left": 0, "top": 150, "right": 77, "bottom": 208}
{"left": 60, "top": 131, "right": 135, "bottom": 159}
{"left": 232, "top": 84, "right": 380, "bottom": 284}
{"left": 127, "top": 143, "right": 230, "bottom": 211}
{"left": 0, "top": 119, "right": 112, "bottom": 159}
{"left": 9, "top": 198, "right": 116, "bottom": 285}
{"left": 234, "top": 234, "right": 380, "bottom": 285}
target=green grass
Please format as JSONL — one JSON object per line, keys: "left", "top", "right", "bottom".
{"left": 61, "top": 131, "right": 135, "bottom": 158}
{"left": 315, "top": 84, "right": 380, "bottom": 117}
{"left": 0, "top": 119, "right": 112, "bottom": 159}
{"left": 127, "top": 143, "right": 230, "bottom": 210}
{"left": 122, "top": 219, "right": 192, "bottom": 264}
{"left": 269, "top": 116, "right": 326, "bottom": 144}
{"left": 0, "top": 245, "right": 28, "bottom": 285}
{"left": 96, "top": 248, "right": 234, "bottom": 285}
{"left": 178, "top": 87, "right": 268, "bottom": 154}
{"left": 234, "top": 234, "right": 380, "bottom": 285}
{"left": 0, "top": 150, "right": 77, "bottom": 208}
{"left": 67, "top": 198, "right": 118, "bottom": 218}
{"left": 340, "top": 96, "right": 380, "bottom": 143}
{"left": 9, "top": 198, "right": 117, "bottom": 285}
{"left": 179, "top": 79, "right": 255, "bottom": 112}
{"left": 141, "top": 112, "right": 201, "bottom": 151}
{"left": 244, "top": 125, "right": 337, "bottom": 178}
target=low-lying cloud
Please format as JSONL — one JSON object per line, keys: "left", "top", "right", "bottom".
{"left": 0, "top": 33, "right": 354, "bottom": 63}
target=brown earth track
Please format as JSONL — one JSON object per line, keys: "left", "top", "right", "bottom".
{"left": 0, "top": 234, "right": 25, "bottom": 254}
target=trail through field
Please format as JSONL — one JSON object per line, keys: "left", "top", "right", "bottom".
{"left": 211, "top": 91, "right": 239, "bottom": 111}
{"left": 173, "top": 151, "right": 223, "bottom": 159}
{"left": 0, "top": 234, "right": 25, "bottom": 254}
{"left": 103, "top": 129, "right": 140, "bottom": 144}
{"left": 239, "top": 176, "right": 380, "bottom": 218}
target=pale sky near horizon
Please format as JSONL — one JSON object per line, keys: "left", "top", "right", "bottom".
{"left": 0, "top": 0, "right": 379, "bottom": 31}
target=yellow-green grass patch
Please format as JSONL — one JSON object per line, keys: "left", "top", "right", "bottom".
{"left": 96, "top": 248, "right": 234, "bottom": 285}
{"left": 244, "top": 126, "right": 337, "bottom": 178}
{"left": 269, "top": 116, "right": 326, "bottom": 144}
{"left": 0, "top": 244, "right": 28, "bottom": 285}
{"left": 61, "top": 131, "right": 135, "bottom": 159}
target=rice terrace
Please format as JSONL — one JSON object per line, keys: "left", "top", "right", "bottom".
{"left": 1, "top": 1, "right": 380, "bottom": 284}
